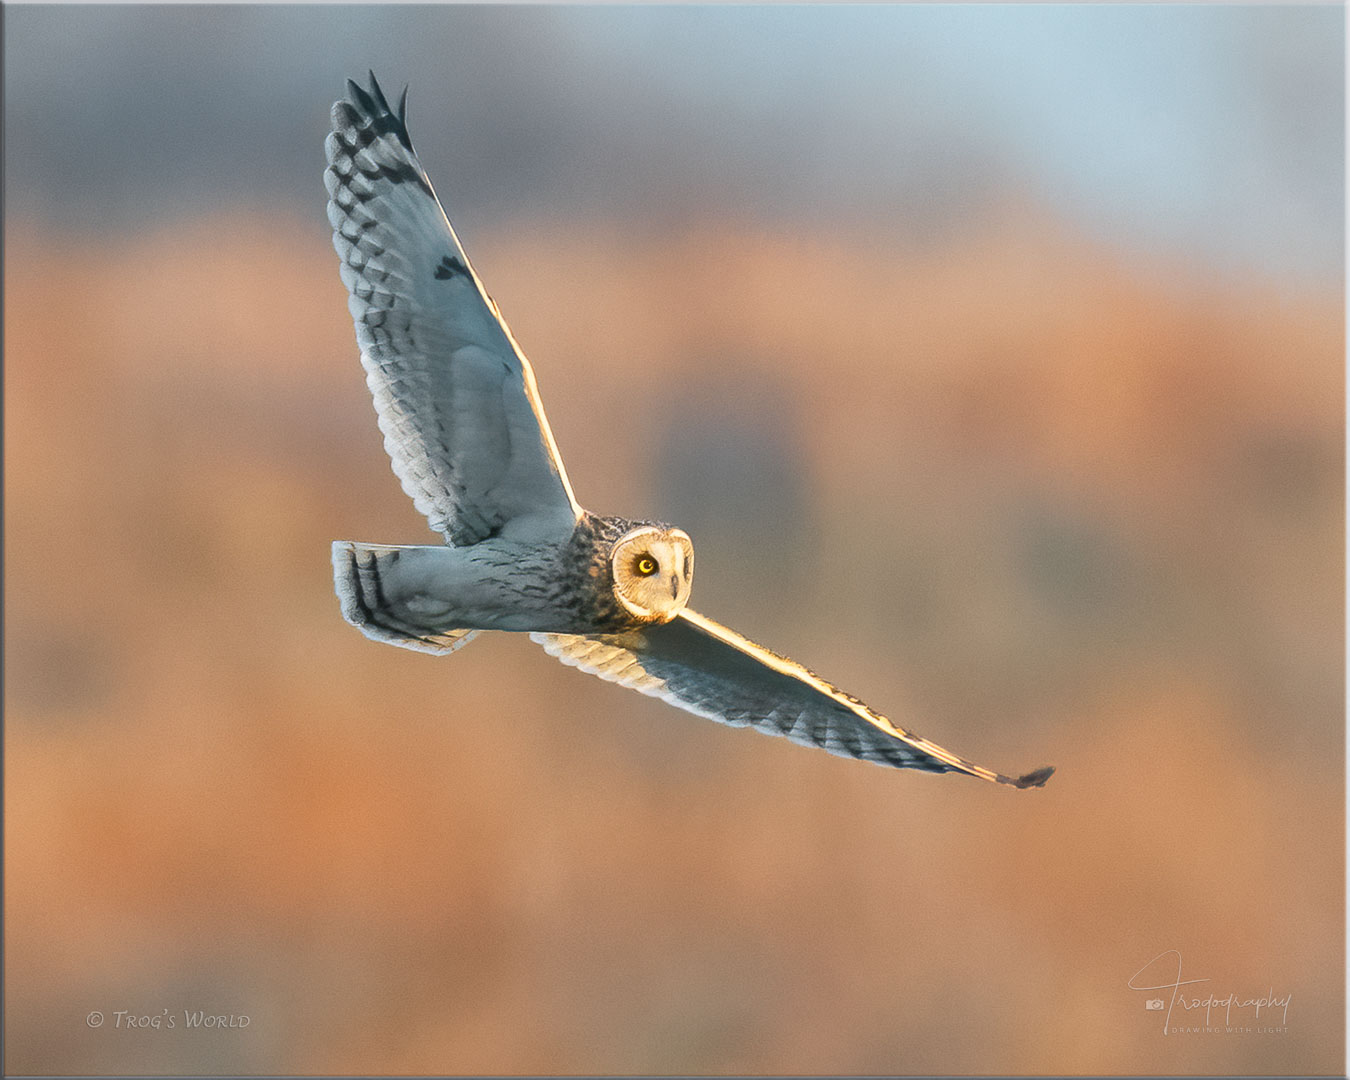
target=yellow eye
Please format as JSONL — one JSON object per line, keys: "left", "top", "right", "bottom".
{"left": 634, "top": 556, "right": 657, "bottom": 577}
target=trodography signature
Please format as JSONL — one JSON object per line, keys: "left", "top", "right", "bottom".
{"left": 1128, "top": 950, "right": 1291, "bottom": 1035}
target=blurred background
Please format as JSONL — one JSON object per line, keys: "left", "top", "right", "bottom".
{"left": 4, "top": 4, "right": 1343, "bottom": 1076}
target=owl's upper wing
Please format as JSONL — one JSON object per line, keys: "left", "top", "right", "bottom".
{"left": 326, "top": 73, "right": 581, "bottom": 546}
{"left": 532, "top": 609, "right": 1053, "bottom": 786}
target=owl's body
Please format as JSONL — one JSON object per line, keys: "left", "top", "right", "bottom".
{"left": 326, "top": 73, "right": 1053, "bottom": 789}
{"left": 335, "top": 513, "right": 688, "bottom": 644}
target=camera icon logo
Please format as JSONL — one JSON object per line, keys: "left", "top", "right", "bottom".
{"left": 1144, "top": 999, "right": 1165, "bottom": 1011}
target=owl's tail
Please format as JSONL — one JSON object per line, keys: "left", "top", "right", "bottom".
{"left": 331, "top": 541, "right": 481, "bottom": 655}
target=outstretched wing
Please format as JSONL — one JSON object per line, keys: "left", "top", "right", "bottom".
{"left": 533, "top": 610, "right": 1053, "bottom": 786}
{"left": 326, "top": 73, "right": 582, "bottom": 546}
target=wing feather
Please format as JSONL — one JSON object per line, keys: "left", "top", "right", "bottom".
{"left": 533, "top": 610, "right": 1053, "bottom": 787}
{"left": 326, "top": 73, "right": 581, "bottom": 546}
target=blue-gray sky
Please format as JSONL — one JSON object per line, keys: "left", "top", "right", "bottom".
{"left": 4, "top": 4, "right": 1343, "bottom": 289}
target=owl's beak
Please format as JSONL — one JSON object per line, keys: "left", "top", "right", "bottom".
{"left": 668, "top": 541, "right": 690, "bottom": 602}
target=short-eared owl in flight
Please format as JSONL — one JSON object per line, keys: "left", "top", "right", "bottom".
{"left": 327, "top": 73, "right": 1053, "bottom": 788}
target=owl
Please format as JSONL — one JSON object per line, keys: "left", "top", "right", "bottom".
{"left": 326, "top": 73, "right": 1053, "bottom": 789}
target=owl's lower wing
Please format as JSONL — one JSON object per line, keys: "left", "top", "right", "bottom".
{"left": 327, "top": 73, "right": 581, "bottom": 547}
{"left": 532, "top": 609, "right": 1053, "bottom": 786}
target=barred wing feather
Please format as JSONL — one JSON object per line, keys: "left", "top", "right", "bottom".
{"left": 534, "top": 610, "right": 1054, "bottom": 786}
{"left": 326, "top": 73, "right": 581, "bottom": 546}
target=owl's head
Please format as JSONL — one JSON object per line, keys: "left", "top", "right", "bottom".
{"left": 610, "top": 525, "right": 694, "bottom": 622}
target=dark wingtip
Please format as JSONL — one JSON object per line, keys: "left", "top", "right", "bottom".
{"left": 340, "top": 72, "right": 414, "bottom": 153}
{"left": 1012, "top": 765, "right": 1055, "bottom": 789}
{"left": 367, "top": 70, "right": 391, "bottom": 112}
{"left": 347, "top": 76, "right": 378, "bottom": 117}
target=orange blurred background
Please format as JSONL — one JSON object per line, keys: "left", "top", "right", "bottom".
{"left": 4, "top": 6, "right": 1343, "bottom": 1076}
